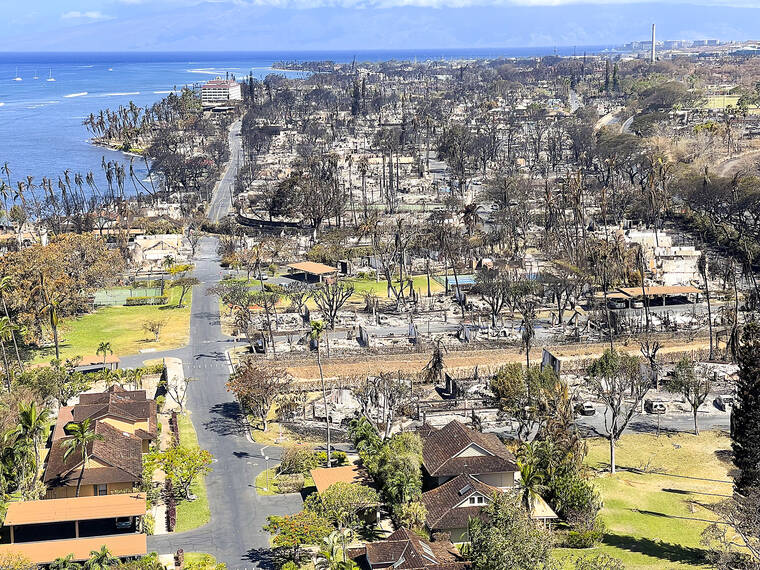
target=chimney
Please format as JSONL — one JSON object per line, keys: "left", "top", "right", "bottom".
{"left": 651, "top": 24, "right": 656, "bottom": 63}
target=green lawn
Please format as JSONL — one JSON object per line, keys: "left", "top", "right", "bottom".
{"left": 29, "top": 286, "right": 192, "bottom": 363}
{"left": 345, "top": 275, "right": 443, "bottom": 299}
{"left": 183, "top": 553, "right": 221, "bottom": 568}
{"left": 254, "top": 468, "right": 280, "bottom": 496}
{"left": 175, "top": 412, "right": 211, "bottom": 533}
{"left": 556, "top": 431, "right": 733, "bottom": 570}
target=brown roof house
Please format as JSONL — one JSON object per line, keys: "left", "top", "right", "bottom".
{"left": 421, "top": 421, "right": 518, "bottom": 489}
{"left": 421, "top": 474, "right": 558, "bottom": 543}
{"left": 350, "top": 528, "right": 469, "bottom": 570}
{"left": 44, "top": 387, "right": 156, "bottom": 500}
{"left": 421, "top": 474, "right": 497, "bottom": 543}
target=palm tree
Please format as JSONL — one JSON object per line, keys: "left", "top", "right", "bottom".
{"left": 517, "top": 460, "right": 547, "bottom": 514}
{"left": 96, "top": 341, "right": 112, "bottom": 365}
{"left": 50, "top": 553, "right": 82, "bottom": 570}
{"left": 0, "top": 276, "right": 23, "bottom": 370}
{"left": 32, "top": 275, "right": 62, "bottom": 361}
{"left": 85, "top": 546, "right": 116, "bottom": 570}
{"left": 698, "top": 251, "right": 714, "bottom": 360}
{"left": 0, "top": 317, "right": 16, "bottom": 391}
{"left": 63, "top": 419, "right": 103, "bottom": 497}
{"left": 310, "top": 320, "right": 331, "bottom": 468}
{"left": 386, "top": 469, "right": 419, "bottom": 504}
{"left": 316, "top": 530, "right": 359, "bottom": 569}
{"left": 3, "top": 426, "right": 35, "bottom": 494}
{"left": 10, "top": 401, "right": 50, "bottom": 475}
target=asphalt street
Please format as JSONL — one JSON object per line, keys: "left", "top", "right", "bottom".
{"left": 207, "top": 118, "right": 242, "bottom": 223}
{"left": 126, "top": 238, "right": 302, "bottom": 568}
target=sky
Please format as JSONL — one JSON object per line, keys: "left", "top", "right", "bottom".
{"left": 1, "top": 0, "right": 759, "bottom": 51}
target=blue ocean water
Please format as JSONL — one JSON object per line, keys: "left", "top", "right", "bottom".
{"left": 0, "top": 48, "right": 604, "bottom": 195}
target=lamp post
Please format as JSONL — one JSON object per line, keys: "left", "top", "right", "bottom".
{"left": 264, "top": 456, "right": 270, "bottom": 490}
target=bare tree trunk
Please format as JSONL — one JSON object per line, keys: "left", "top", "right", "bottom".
{"left": 317, "top": 342, "right": 331, "bottom": 468}
{"left": 609, "top": 437, "right": 616, "bottom": 474}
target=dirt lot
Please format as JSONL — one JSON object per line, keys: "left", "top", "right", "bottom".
{"left": 284, "top": 337, "right": 712, "bottom": 380}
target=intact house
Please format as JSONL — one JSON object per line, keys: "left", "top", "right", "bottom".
{"left": 420, "top": 420, "right": 518, "bottom": 489}
{"left": 421, "top": 474, "right": 495, "bottom": 543}
{"left": 0, "top": 493, "right": 147, "bottom": 566}
{"left": 421, "top": 473, "right": 558, "bottom": 543}
{"left": 43, "top": 386, "right": 157, "bottom": 499}
{"left": 349, "top": 528, "right": 469, "bottom": 570}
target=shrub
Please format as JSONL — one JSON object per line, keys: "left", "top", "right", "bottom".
{"left": 315, "top": 450, "right": 348, "bottom": 467}
{"left": 551, "top": 472, "right": 602, "bottom": 527}
{"left": 278, "top": 446, "right": 318, "bottom": 475}
{"left": 564, "top": 519, "right": 606, "bottom": 549}
{"left": 142, "top": 512, "right": 156, "bottom": 535}
{"left": 155, "top": 395, "right": 166, "bottom": 411}
{"left": 280, "top": 563, "right": 298, "bottom": 570}
{"left": 392, "top": 501, "right": 427, "bottom": 530}
{"left": 264, "top": 283, "right": 284, "bottom": 294}
{"left": 125, "top": 296, "right": 168, "bottom": 306}
{"left": 141, "top": 362, "right": 166, "bottom": 375}
{"left": 276, "top": 473, "right": 305, "bottom": 494}
{"left": 573, "top": 553, "right": 624, "bottom": 570}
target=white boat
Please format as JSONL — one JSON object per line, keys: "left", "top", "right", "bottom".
{"left": 13, "top": 67, "right": 21, "bottom": 81}
{"left": 33, "top": 70, "right": 39, "bottom": 80}
{"left": 46, "top": 69, "right": 55, "bottom": 82}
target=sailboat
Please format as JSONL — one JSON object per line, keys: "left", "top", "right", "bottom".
{"left": 33, "top": 70, "right": 39, "bottom": 80}
{"left": 13, "top": 67, "right": 21, "bottom": 81}
{"left": 46, "top": 69, "right": 55, "bottom": 82}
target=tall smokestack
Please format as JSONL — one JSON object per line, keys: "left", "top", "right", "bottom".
{"left": 651, "top": 24, "right": 656, "bottom": 63}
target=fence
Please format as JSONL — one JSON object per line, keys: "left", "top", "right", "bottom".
{"left": 93, "top": 286, "right": 163, "bottom": 307}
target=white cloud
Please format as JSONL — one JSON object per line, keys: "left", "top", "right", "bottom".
{"left": 209, "top": 0, "right": 760, "bottom": 7}
{"left": 61, "top": 11, "right": 114, "bottom": 21}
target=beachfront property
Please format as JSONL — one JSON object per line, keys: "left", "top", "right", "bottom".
{"left": 201, "top": 77, "right": 242, "bottom": 104}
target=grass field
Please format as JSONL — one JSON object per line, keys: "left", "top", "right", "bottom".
{"left": 556, "top": 431, "right": 733, "bottom": 570}
{"left": 29, "top": 286, "right": 192, "bottom": 363}
{"left": 175, "top": 412, "right": 211, "bottom": 533}
{"left": 345, "top": 274, "right": 443, "bottom": 298}
{"left": 704, "top": 95, "right": 760, "bottom": 113}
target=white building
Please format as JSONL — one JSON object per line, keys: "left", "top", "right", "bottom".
{"left": 201, "top": 78, "right": 242, "bottom": 104}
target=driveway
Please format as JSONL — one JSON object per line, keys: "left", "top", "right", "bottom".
{"left": 125, "top": 237, "right": 302, "bottom": 568}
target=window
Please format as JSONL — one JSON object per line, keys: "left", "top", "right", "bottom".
{"left": 95, "top": 484, "right": 107, "bottom": 496}
{"left": 477, "top": 496, "right": 485, "bottom": 504}
{"left": 469, "top": 497, "right": 476, "bottom": 505}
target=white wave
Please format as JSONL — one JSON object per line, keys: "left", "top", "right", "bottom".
{"left": 186, "top": 68, "right": 222, "bottom": 75}
{"left": 153, "top": 90, "right": 173, "bottom": 94}
{"left": 0, "top": 102, "right": 4, "bottom": 107}
{"left": 64, "top": 92, "right": 88, "bottom": 98}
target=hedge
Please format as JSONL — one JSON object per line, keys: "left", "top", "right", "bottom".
{"left": 125, "top": 296, "right": 168, "bottom": 306}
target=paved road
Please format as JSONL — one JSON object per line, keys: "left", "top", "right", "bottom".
{"left": 207, "top": 119, "right": 243, "bottom": 223}
{"left": 576, "top": 404, "right": 730, "bottom": 436}
{"left": 128, "top": 237, "right": 301, "bottom": 568}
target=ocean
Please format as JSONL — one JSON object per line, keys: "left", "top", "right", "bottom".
{"left": 0, "top": 48, "right": 605, "bottom": 196}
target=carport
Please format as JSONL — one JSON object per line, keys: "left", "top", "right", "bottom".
{"left": 286, "top": 261, "right": 338, "bottom": 283}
